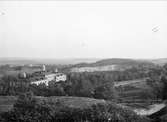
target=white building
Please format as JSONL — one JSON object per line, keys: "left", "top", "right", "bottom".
{"left": 31, "top": 73, "right": 67, "bottom": 86}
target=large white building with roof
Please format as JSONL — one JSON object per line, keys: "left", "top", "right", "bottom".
{"left": 31, "top": 67, "right": 67, "bottom": 86}
{"left": 31, "top": 73, "right": 67, "bottom": 86}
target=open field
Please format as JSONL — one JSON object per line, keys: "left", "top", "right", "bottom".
{"left": 115, "top": 78, "right": 152, "bottom": 100}
{"left": 115, "top": 78, "right": 160, "bottom": 111}
{"left": 36, "top": 96, "right": 107, "bottom": 109}
{"left": 114, "top": 78, "right": 148, "bottom": 87}
{"left": 115, "top": 79, "right": 166, "bottom": 116}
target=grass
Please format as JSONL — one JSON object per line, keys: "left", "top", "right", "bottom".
{"left": 0, "top": 96, "right": 151, "bottom": 122}
{"left": 0, "top": 96, "right": 107, "bottom": 113}
{"left": 36, "top": 96, "right": 107, "bottom": 109}
{"left": 115, "top": 78, "right": 160, "bottom": 110}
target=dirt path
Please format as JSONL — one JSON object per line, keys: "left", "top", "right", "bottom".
{"left": 133, "top": 103, "right": 166, "bottom": 116}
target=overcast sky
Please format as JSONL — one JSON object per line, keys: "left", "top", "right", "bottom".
{"left": 0, "top": 1, "right": 167, "bottom": 59}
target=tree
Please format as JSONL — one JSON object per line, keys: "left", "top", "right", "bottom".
{"left": 94, "top": 83, "right": 117, "bottom": 101}
{"left": 1, "top": 92, "right": 55, "bottom": 122}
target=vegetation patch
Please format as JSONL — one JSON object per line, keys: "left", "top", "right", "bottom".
{"left": 0, "top": 93, "right": 150, "bottom": 122}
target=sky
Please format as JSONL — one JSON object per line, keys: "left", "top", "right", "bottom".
{"left": 0, "top": 1, "right": 167, "bottom": 59}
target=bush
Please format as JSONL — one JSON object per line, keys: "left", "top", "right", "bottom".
{"left": 0, "top": 92, "right": 55, "bottom": 122}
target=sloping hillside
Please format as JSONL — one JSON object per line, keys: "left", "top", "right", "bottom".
{"left": 0, "top": 58, "right": 40, "bottom": 65}
{"left": 71, "top": 58, "right": 155, "bottom": 72}
{"left": 73, "top": 58, "right": 153, "bottom": 67}
{"left": 94, "top": 58, "right": 152, "bottom": 66}
{"left": 36, "top": 96, "right": 107, "bottom": 108}
{"left": 0, "top": 96, "right": 150, "bottom": 122}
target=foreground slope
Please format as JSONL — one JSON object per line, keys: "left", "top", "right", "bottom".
{"left": 0, "top": 95, "right": 150, "bottom": 122}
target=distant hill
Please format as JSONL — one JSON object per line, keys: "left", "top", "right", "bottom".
{"left": 0, "top": 58, "right": 39, "bottom": 65}
{"left": 36, "top": 58, "right": 100, "bottom": 65}
{"left": 70, "top": 58, "right": 155, "bottom": 72}
{"left": 0, "top": 58, "right": 99, "bottom": 65}
{"left": 150, "top": 58, "right": 167, "bottom": 66}
{"left": 93, "top": 58, "right": 153, "bottom": 66}
{"left": 1, "top": 57, "right": 166, "bottom": 67}
{"left": 73, "top": 58, "right": 154, "bottom": 67}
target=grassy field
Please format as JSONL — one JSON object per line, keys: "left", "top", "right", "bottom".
{"left": 0, "top": 96, "right": 107, "bottom": 113}
{"left": 116, "top": 79, "right": 152, "bottom": 99}
{"left": 116, "top": 79, "right": 160, "bottom": 109}
{"left": 36, "top": 96, "right": 107, "bottom": 109}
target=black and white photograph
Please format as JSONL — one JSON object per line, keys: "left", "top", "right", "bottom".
{"left": 0, "top": 0, "right": 167, "bottom": 122}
